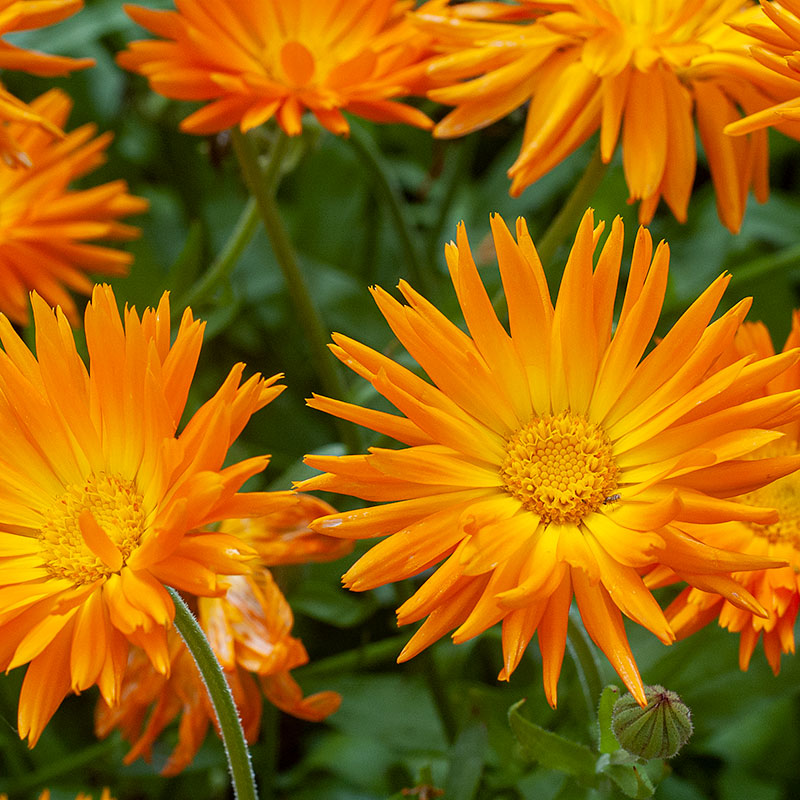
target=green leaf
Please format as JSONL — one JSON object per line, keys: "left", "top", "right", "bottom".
{"left": 598, "top": 684, "right": 621, "bottom": 754}
{"left": 444, "top": 722, "right": 489, "bottom": 800}
{"left": 290, "top": 579, "right": 378, "bottom": 628}
{"left": 508, "top": 700, "right": 597, "bottom": 786}
{"left": 599, "top": 759, "right": 655, "bottom": 799}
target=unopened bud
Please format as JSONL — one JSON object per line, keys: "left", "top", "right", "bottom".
{"left": 611, "top": 685, "right": 693, "bottom": 760}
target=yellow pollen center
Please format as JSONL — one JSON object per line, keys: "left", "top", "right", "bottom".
{"left": 38, "top": 472, "right": 147, "bottom": 585}
{"left": 501, "top": 412, "right": 619, "bottom": 524}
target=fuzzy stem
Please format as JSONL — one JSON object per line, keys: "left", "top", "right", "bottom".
{"left": 169, "top": 587, "right": 258, "bottom": 800}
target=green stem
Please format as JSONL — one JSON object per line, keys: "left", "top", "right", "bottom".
{"left": 348, "top": 121, "right": 433, "bottom": 296}
{"left": 427, "top": 136, "right": 478, "bottom": 267}
{"left": 536, "top": 142, "right": 608, "bottom": 280}
{"left": 0, "top": 738, "right": 116, "bottom": 794}
{"left": 231, "top": 128, "right": 361, "bottom": 454}
{"left": 566, "top": 612, "right": 604, "bottom": 720}
{"left": 169, "top": 587, "right": 258, "bottom": 800}
{"left": 295, "top": 632, "right": 411, "bottom": 679}
{"left": 417, "top": 646, "right": 458, "bottom": 744}
{"left": 492, "top": 141, "right": 608, "bottom": 311}
{"left": 180, "top": 197, "right": 260, "bottom": 309}
{"left": 180, "top": 133, "right": 291, "bottom": 310}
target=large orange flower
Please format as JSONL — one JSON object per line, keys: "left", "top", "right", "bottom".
{"left": 725, "top": 0, "right": 800, "bottom": 135}
{"left": 297, "top": 209, "right": 800, "bottom": 707}
{"left": 0, "top": 88, "right": 148, "bottom": 326}
{"left": 417, "top": 1, "right": 800, "bottom": 232}
{"left": 0, "top": 0, "right": 93, "bottom": 165}
{"left": 0, "top": 284, "right": 289, "bottom": 746}
{"left": 663, "top": 312, "right": 800, "bottom": 674}
{"left": 116, "top": 0, "right": 436, "bottom": 137}
{"left": 96, "top": 495, "right": 348, "bottom": 776}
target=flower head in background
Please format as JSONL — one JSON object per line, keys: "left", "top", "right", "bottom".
{"left": 0, "top": 284, "right": 289, "bottom": 746}
{"left": 417, "top": 0, "right": 800, "bottom": 232}
{"left": 0, "top": 0, "right": 94, "bottom": 165}
{"left": 96, "top": 495, "right": 348, "bottom": 775}
{"left": 117, "top": 0, "right": 436, "bottom": 137}
{"left": 1, "top": 791, "right": 114, "bottom": 800}
{"left": 0, "top": 89, "right": 148, "bottom": 326}
{"left": 298, "top": 209, "right": 800, "bottom": 707}
{"left": 664, "top": 312, "right": 800, "bottom": 674}
{"left": 725, "top": 0, "right": 800, "bottom": 135}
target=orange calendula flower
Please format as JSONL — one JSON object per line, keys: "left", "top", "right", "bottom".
{"left": 96, "top": 495, "right": 347, "bottom": 776}
{"left": 0, "top": 0, "right": 94, "bottom": 165}
{"left": 0, "top": 284, "right": 289, "bottom": 746}
{"left": 663, "top": 312, "right": 800, "bottom": 674}
{"left": 0, "top": 88, "right": 148, "bottom": 326}
{"left": 725, "top": 0, "right": 800, "bottom": 135}
{"left": 417, "top": 1, "right": 800, "bottom": 232}
{"left": 116, "top": 0, "right": 435, "bottom": 137}
{"left": 298, "top": 209, "right": 800, "bottom": 707}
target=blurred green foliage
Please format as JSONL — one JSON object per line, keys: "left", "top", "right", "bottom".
{"left": 2, "top": 1, "right": 800, "bottom": 799}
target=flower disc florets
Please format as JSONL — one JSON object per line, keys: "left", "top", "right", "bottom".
{"left": 501, "top": 412, "right": 619, "bottom": 524}
{"left": 39, "top": 472, "right": 147, "bottom": 584}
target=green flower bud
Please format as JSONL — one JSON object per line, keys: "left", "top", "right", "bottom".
{"left": 611, "top": 685, "right": 693, "bottom": 760}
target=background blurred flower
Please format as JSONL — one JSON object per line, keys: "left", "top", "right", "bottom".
{"left": 298, "top": 209, "right": 800, "bottom": 707}
{"left": 725, "top": 0, "right": 800, "bottom": 135}
{"left": 0, "top": 88, "right": 147, "bottom": 326}
{"left": 0, "top": 284, "right": 287, "bottom": 746}
{"left": 0, "top": 0, "right": 93, "bottom": 165}
{"left": 116, "top": 0, "right": 436, "bottom": 137}
{"left": 417, "top": 0, "right": 800, "bottom": 231}
{"left": 1, "top": 790, "right": 114, "bottom": 800}
{"left": 664, "top": 311, "right": 800, "bottom": 675}
{"left": 96, "top": 496, "right": 348, "bottom": 776}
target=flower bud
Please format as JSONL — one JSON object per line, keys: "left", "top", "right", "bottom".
{"left": 611, "top": 685, "right": 693, "bottom": 760}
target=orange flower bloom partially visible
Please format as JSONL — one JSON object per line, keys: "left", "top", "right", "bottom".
{"left": 298, "top": 209, "right": 800, "bottom": 707}
{"left": 0, "top": 88, "right": 148, "bottom": 326}
{"left": 0, "top": 0, "right": 94, "bottom": 165}
{"left": 664, "top": 312, "right": 800, "bottom": 674}
{"left": 417, "top": 1, "right": 800, "bottom": 232}
{"left": 228, "top": 492, "right": 353, "bottom": 565}
{"left": 1, "top": 790, "right": 114, "bottom": 800}
{"left": 725, "top": 0, "right": 800, "bottom": 135}
{"left": 116, "top": 0, "right": 436, "bottom": 137}
{"left": 0, "top": 284, "right": 290, "bottom": 747}
{"left": 97, "top": 495, "right": 348, "bottom": 776}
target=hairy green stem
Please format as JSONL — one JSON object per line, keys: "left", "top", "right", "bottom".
{"left": 231, "top": 128, "right": 361, "bottom": 453}
{"left": 169, "top": 587, "right": 258, "bottom": 800}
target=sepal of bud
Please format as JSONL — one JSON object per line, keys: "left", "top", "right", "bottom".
{"left": 611, "top": 685, "right": 693, "bottom": 761}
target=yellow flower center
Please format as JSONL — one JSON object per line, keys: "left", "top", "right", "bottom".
{"left": 38, "top": 472, "right": 147, "bottom": 585}
{"left": 501, "top": 412, "right": 619, "bottom": 524}
{"left": 742, "top": 469, "right": 800, "bottom": 549}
